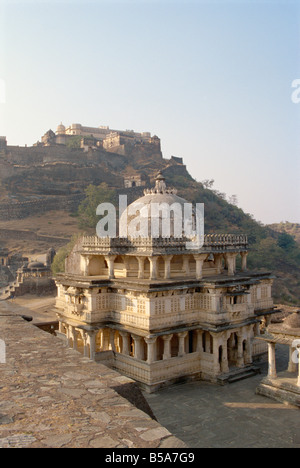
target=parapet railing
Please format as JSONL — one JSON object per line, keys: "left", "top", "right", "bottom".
{"left": 81, "top": 234, "right": 248, "bottom": 252}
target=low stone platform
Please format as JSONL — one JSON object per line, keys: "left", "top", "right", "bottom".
{"left": 256, "top": 373, "right": 300, "bottom": 408}
{"left": 0, "top": 304, "right": 186, "bottom": 448}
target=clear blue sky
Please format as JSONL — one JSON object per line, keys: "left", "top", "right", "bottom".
{"left": 0, "top": 0, "right": 299, "bottom": 224}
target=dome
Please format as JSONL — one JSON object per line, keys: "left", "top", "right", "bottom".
{"left": 283, "top": 311, "right": 300, "bottom": 329}
{"left": 56, "top": 122, "right": 65, "bottom": 135}
{"left": 120, "top": 172, "right": 196, "bottom": 238}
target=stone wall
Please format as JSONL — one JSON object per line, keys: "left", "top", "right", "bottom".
{"left": 0, "top": 194, "right": 84, "bottom": 221}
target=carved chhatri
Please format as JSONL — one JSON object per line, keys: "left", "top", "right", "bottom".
{"left": 55, "top": 176, "right": 276, "bottom": 392}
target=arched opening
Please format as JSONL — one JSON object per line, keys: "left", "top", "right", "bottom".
{"left": 219, "top": 345, "right": 223, "bottom": 366}
{"left": 189, "top": 330, "right": 197, "bottom": 353}
{"left": 88, "top": 256, "right": 108, "bottom": 276}
{"left": 126, "top": 256, "right": 139, "bottom": 278}
{"left": 114, "top": 255, "right": 127, "bottom": 278}
{"left": 170, "top": 255, "right": 184, "bottom": 278}
{"left": 144, "top": 257, "right": 150, "bottom": 279}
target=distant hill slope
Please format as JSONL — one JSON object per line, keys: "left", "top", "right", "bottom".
{"left": 268, "top": 222, "right": 300, "bottom": 246}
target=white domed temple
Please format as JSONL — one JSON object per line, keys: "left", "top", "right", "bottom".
{"left": 55, "top": 174, "right": 276, "bottom": 392}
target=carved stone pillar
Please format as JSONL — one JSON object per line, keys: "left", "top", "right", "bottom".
{"left": 66, "top": 325, "right": 72, "bottom": 348}
{"left": 182, "top": 256, "right": 190, "bottom": 275}
{"left": 86, "top": 330, "right": 97, "bottom": 360}
{"left": 268, "top": 342, "right": 277, "bottom": 379}
{"left": 196, "top": 330, "right": 204, "bottom": 353}
{"left": 212, "top": 334, "right": 221, "bottom": 374}
{"left": 162, "top": 334, "right": 173, "bottom": 360}
{"left": 240, "top": 251, "right": 248, "bottom": 272}
{"left": 104, "top": 255, "right": 117, "bottom": 279}
{"left": 119, "top": 331, "right": 131, "bottom": 355}
{"left": 236, "top": 333, "right": 244, "bottom": 368}
{"left": 132, "top": 334, "right": 144, "bottom": 360}
{"left": 58, "top": 320, "right": 64, "bottom": 334}
{"left": 78, "top": 329, "right": 89, "bottom": 357}
{"left": 214, "top": 254, "right": 223, "bottom": 275}
{"left": 145, "top": 336, "right": 157, "bottom": 363}
{"left": 137, "top": 257, "right": 145, "bottom": 280}
{"left": 164, "top": 255, "right": 173, "bottom": 280}
{"left": 149, "top": 256, "right": 158, "bottom": 280}
{"left": 221, "top": 344, "right": 229, "bottom": 373}
{"left": 70, "top": 326, "right": 78, "bottom": 351}
{"left": 244, "top": 334, "right": 252, "bottom": 365}
{"left": 193, "top": 254, "right": 208, "bottom": 280}
{"left": 225, "top": 253, "right": 237, "bottom": 276}
{"left": 178, "top": 332, "right": 188, "bottom": 357}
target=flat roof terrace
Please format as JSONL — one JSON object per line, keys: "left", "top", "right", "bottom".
{"left": 0, "top": 301, "right": 186, "bottom": 448}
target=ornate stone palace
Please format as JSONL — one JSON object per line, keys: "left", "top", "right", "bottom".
{"left": 55, "top": 175, "right": 276, "bottom": 392}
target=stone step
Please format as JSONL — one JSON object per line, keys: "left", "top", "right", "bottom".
{"left": 217, "top": 366, "right": 261, "bottom": 385}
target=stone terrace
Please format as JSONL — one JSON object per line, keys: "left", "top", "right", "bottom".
{"left": 0, "top": 303, "right": 186, "bottom": 448}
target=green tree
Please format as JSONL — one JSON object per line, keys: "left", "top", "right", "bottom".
{"left": 277, "top": 232, "right": 296, "bottom": 251}
{"left": 77, "top": 183, "right": 117, "bottom": 229}
{"left": 51, "top": 234, "right": 82, "bottom": 275}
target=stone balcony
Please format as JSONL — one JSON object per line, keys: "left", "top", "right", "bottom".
{"left": 56, "top": 300, "right": 257, "bottom": 331}
{"left": 81, "top": 234, "right": 248, "bottom": 256}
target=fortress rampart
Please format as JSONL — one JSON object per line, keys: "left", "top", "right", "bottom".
{"left": 0, "top": 194, "right": 84, "bottom": 221}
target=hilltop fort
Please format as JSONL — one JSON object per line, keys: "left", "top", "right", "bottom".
{"left": 0, "top": 123, "right": 187, "bottom": 219}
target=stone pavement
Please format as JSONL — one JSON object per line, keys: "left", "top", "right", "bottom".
{"left": 0, "top": 303, "right": 186, "bottom": 449}
{"left": 143, "top": 346, "right": 300, "bottom": 448}
{"left": 4, "top": 295, "right": 57, "bottom": 323}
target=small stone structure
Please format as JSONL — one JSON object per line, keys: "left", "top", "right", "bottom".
{"left": 256, "top": 310, "right": 300, "bottom": 407}
{"left": 124, "top": 174, "right": 147, "bottom": 188}
{"left": 0, "top": 247, "right": 9, "bottom": 266}
{"left": 55, "top": 174, "right": 277, "bottom": 392}
{"left": 0, "top": 249, "right": 57, "bottom": 299}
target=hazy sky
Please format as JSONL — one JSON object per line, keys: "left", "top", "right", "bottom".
{"left": 0, "top": 0, "right": 299, "bottom": 224}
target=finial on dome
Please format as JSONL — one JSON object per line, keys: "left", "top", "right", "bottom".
{"left": 155, "top": 171, "right": 166, "bottom": 193}
{"left": 143, "top": 171, "right": 177, "bottom": 195}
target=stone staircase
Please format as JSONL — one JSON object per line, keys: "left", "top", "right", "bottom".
{"left": 217, "top": 365, "right": 261, "bottom": 385}
{"left": 0, "top": 279, "right": 22, "bottom": 301}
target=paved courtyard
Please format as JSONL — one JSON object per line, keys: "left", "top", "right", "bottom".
{"left": 143, "top": 346, "right": 300, "bottom": 448}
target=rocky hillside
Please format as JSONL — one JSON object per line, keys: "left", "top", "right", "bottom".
{"left": 268, "top": 222, "right": 300, "bottom": 246}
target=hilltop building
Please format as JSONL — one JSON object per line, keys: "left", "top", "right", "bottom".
{"left": 55, "top": 174, "right": 276, "bottom": 392}
{"left": 37, "top": 123, "right": 161, "bottom": 157}
{"left": 0, "top": 136, "right": 7, "bottom": 150}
